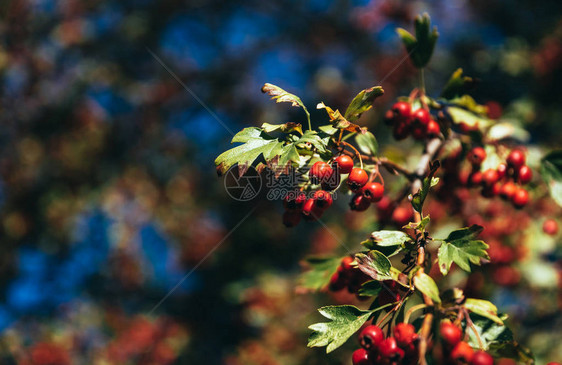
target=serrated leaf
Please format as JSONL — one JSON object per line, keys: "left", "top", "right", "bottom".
{"left": 355, "top": 250, "right": 393, "bottom": 280}
{"left": 355, "top": 131, "right": 378, "bottom": 156}
{"left": 447, "top": 106, "right": 492, "bottom": 132}
{"left": 318, "top": 124, "right": 339, "bottom": 136}
{"left": 261, "top": 122, "right": 303, "bottom": 135}
{"left": 437, "top": 225, "right": 489, "bottom": 275}
{"left": 488, "top": 342, "right": 534, "bottom": 364}
{"left": 363, "top": 230, "right": 414, "bottom": 249}
{"left": 396, "top": 13, "right": 439, "bottom": 68}
{"left": 357, "top": 280, "right": 383, "bottom": 297}
{"left": 414, "top": 273, "right": 441, "bottom": 304}
{"left": 412, "top": 160, "right": 440, "bottom": 213}
{"left": 317, "top": 102, "right": 367, "bottom": 134}
{"left": 441, "top": 68, "right": 475, "bottom": 99}
{"left": 296, "top": 130, "right": 329, "bottom": 154}
{"left": 215, "top": 128, "right": 284, "bottom": 175}
{"left": 298, "top": 257, "right": 341, "bottom": 292}
{"left": 467, "top": 314, "right": 533, "bottom": 364}
{"left": 486, "top": 121, "right": 530, "bottom": 142}
{"left": 262, "top": 83, "right": 306, "bottom": 109}
{"left": 464, "top": 298, "right": 503, "bottom": 325}
{"left": 308, "top": 305, "right": 375, "bottom": 353}
{"left": 344, "top": 86, "right": 384, "bottom": 122}
{"left": 540, "top": 150, "right": 562, "bottom": 207}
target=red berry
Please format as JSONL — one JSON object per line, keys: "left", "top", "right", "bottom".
{"left": 393, "top": 121, "right": 410, "bottom": 140}
{"left": 313, "top": 190, "right": 333, "bottom": 210}
{"left": 347, "top": 168, "right": 369, "bottom": 191}
{"left": 362, "top": 182, "right": 385, "bottom": 203}
{"left": 359, "top": 325, "right": 384, "bottom": 351}
{"left": 471, "top": 351, "right": 494, "bottom": 365}
{"left": 517, "top": 165, "right": 532, "bottom": 184}
{"left": 468, "top": 147, "right": 487, "bottom": 166}
{"left": 391, "top": 101, "right": 412, "bottom": 122}
{"left": 350, "top": 194, "right": 371, "bottom": 212}
{"left": 499, "top": 181, "right": 517, "bottom": 200}
{"left": 440, "top": 321, "right": 462, "bottom": 347}
{"left": 352, "top": 348, "right": 371, "bottom": 365}
{"left": 543, "top": 219, "right": 559, "bottom": 235}
{"left": 482, "top": 169, "right": 500, "bottom": 187}
{"left": 469, "top": 171, "right": 483, "bottom": 186}
{"left": 392, "top": 206, "right": 413, "bottom": 227}
{"left": 329, "top": 271, "right": 346, "bottom": 291}
{"left": 334, "top": 155, "right": 354, "bottom": 175}
{"left": 547, "top": 363, "right": 562, "bottom": 365}
{"left": 379, "top": 337, "right": 405, "bottom": 361}
{"left": 302, "top": 198, "right": 323, "bottom": 221}
{"left": 496, "top": 163, "right": 508, "bottom": 179}
{"left": 411, "top": 108, "right": 431, "bottom": 126}
{"left": 411, "top": 125, "right": 426, "bottom": 140}
{"left": 341, "top": 256, "right": 355, "bottom": 271}
{"left": 511, "top": 187, "right": 529, "bottom": 208}
{"left": 283, "top": 191, "right": 306, "bottom": 211}
{"left": 450, "top": 341, "right": 474, "bottom": 363}
{"left": 426, "top": 120, "right": 441, "bottom": 137}
{"left": 282, "top": 210, "right": 301, "bottom": 227}
{"left": 309, "top": 161, "right": 333, "bottom": 185}
{"left": 394, "top": 323, "right": 417, "bottom": 348}
{"left": 506, "top": 149, "right": 526, "bottom": 168}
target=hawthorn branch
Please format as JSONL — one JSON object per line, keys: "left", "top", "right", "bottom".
{"left": 340, "top": 149, "right": 415, "bottom": 180}
{"left": 411, "top": 137, "right": 444, "bottom": 365}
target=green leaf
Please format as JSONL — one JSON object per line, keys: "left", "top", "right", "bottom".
{"left": 446, "top": 105, "right": 492, "bottom": 132}
{"left": 486, "top": 121, "right": 530, "bottom": 142}
{"left": 362, "top": 230, "right": 414, "bottom": 252}
{"left": 464, "top": 298, "right": 503, "bottom": 325}
{"left": 344, "top": 86, "right": 384, "bottom": 122}
{"left": 261, "top": 83, "right": 307, "bottom": 110}
{"left": 355, "top": 250, "right": 393, "bottom": 281}
{"left": 540, "top": 150, "right": 562, "bottom": 207}
{"left": 467, "top": 314, "right": 534, "bottom": 364}
{"left": 317, "top": 102, "right": 367, "bottom": 133}
{"left": 357, "top": 280, "right": 383, "bottom": 297}
{"left": 488, "top": 342, "right": 534, "bottom": 364}
{"left": 396, "top": 13, "right": 439, "bottom": 68}
{"left": 355, "top": 131, "right": 378, "bottom": 156}
{"left": 411, "top": 161, "right": 440, "bottom": 213}
{"left": 298, "top": 257, "right": 341, "bottom": 292}
{"left": 261, "top": 122, "right": 303, "bottom": 135}
{"left": 215, "top": 128, "right": 285, "bottom": 175}
{"left": 296, "top": 130, "right": 329, "bottom": 154}
{"left": 318, "top": 124, "right": 339, "bottom": 136}
{"left": 403, "top": 215, "right": 431, "bottom": 231}
{"left": 308, "top": 305, "right": 375, "bottom": 353}
{"left": 413, "top": 273, "right": 441, "bottom": 304}
{"left": 441, "top": 68, "right": 475, "bottom": 99}
{"left": 437, "top": 225, "right": 489, "bottom": 275}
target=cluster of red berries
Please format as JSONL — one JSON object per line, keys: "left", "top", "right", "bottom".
{"left": 328, "top": 256, "right": 371, "bottom": 296}
{"left": 352, "top": 323, "right": 419, "bottom": 365}
{"left": 465, "top": 147, "right": 532, "bottom": 208}
{"left": 385, "top": 102, "right": 441, "bottom": 140}
{"left": 282, "top": 155, "right": 387, "bottom": 226}
{"left": 439, "top": 321, "right": 494, "bottom": 365}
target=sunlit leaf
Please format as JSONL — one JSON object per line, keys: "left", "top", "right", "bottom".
{"left": 344, "top": 86, "right": 384, "bottom": 122}
{"left": 437, "top": 225, "right": 489, "bottom": 275}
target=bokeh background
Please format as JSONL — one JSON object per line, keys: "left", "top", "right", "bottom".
{"left": 0, "top": 0, "right": 561, "bottom": 364}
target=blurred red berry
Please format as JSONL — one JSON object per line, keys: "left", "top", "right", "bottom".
{"left": 517, "top": 165, "right": 532, "bottom": 184}
{"left": 506, "top": 149, "right": 526, "bottom": 168}
{"left": 359, "top": 325, "right": 384, "bottom": 351}
{"left": 468, "top": 147, "right": 487, "bottom": 166}
{"left": 543, "top": 219, "right": 559, "bottom": 235}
